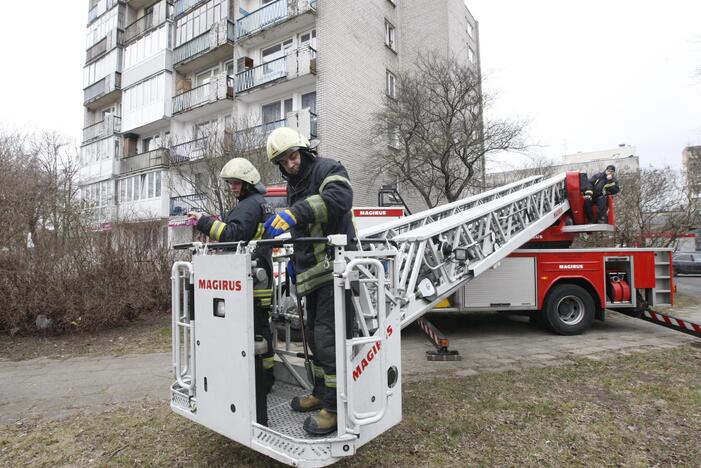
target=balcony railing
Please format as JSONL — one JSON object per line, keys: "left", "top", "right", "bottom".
{"left": 84, "top": 72, "right": 122, "bottom": 105}
{"left": 170, "top": 137, "right": 209, "bottom": 163}
{"left": 236, "top": 0, "right": 287, "bottom": 39}
{"left": 173, "top": 19, "right": 235, "bottom": 65}
{"left": 85, "top": 30, "right": 124, "bottom": 64}
{"left": 236, "top": 56, "right": 286, "bottom": 93}
{"left": 120, "top": 148, "right": 169, "bottom": 174}
{"left": 124, "top": 1, "right": 172, "bottom": 43}
{"left": 82, "top": 116, "right": 121, "bottom": 143}
{"left": 170, "top": 193, "right": 207, "bottom": 216}
{"left": 235, "top": 119, "right": 286, "bottom": 151}
{"left": 172, "top": 75, "right": 233, "bottom": 114}
{"left": 173, "top": 32, "right": 209, "bottom": 64}
{"left": 124, "top": 12, "right": 155, "bottom": 42}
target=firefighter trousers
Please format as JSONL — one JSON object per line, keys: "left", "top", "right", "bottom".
{"left": 584, "top": 195, "right": 609, "bottom": 223}
{"left": 253, "top": 302, "right": 275, "bottom": 393}
{"left": 305, "top": 282, "right": 353, "bottom": 412}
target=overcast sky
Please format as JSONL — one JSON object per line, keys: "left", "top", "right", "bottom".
{"left": 0, "top": 1, "right": 699, "bottom": 171}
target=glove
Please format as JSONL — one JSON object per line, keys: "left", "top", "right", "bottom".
{"left": 264, "top": 209, "right": 297, "bottom": 237}
{"left": 286, "top": 261, "right": 296, "bottom": 285}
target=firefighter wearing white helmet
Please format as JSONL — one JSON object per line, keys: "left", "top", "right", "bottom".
{"left": 264, "top": 127, "right": 356, "bottom": 436}
{"left": 187, "top": 157, "right": 276, "bottom": 415}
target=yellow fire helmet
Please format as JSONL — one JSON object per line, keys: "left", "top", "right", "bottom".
{"left": 220, "top": 158, "right": 266, "bottom": 192}
{"left": 266, "top": 127, "right": 310, "bottom": 163}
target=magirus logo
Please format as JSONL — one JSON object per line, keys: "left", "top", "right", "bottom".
{"left": 558, "top": 264, "right": 584, "bottom": 270}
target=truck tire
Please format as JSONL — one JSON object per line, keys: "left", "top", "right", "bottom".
{"left": 543, "top": 284, "right": 595, "bottom": 335}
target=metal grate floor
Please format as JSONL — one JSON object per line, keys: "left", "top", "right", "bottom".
{"left": 266, "top": 382, "right": 337, "bottom": 439}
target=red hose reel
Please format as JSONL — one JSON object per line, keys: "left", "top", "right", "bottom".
{"left": 607, "top": 271, "right": 631, "bottom": 302}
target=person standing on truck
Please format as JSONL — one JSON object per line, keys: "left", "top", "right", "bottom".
{"left": 187, "top": 158, "right": 276, "bottom": 395}
{"left": 583, "top": 164, "right": 620, "bottom": 224}
{"left": 264, "top": 127, "right": 355, "bottom": 436}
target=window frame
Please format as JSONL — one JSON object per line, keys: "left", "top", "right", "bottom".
{"left": 384, "top": 19, "right": 396, "bottom": 52}
{"left": 386, "top": 69, "right": 397, "bottom": 99}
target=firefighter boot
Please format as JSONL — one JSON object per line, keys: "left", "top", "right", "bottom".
{"left": 290, "top": 393, "right": 323, "bottom": 412}
{"left": 303, "top": 409, "right": 337, "bottom": 436}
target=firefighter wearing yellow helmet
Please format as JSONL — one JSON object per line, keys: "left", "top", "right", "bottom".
{"left": 264, "top": 127, "right": 356, "bottom": 436}
{"left": 187, "top": 158, "right": 276, "bottom": 415}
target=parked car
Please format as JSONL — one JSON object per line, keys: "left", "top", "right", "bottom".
{"left": 672, "top": 252, "right": 701, "bottom": 275}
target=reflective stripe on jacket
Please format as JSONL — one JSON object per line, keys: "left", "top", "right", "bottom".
{"left": 284, "top": 153, "right": 355, "bottom": 296}
{"left": 196, "top": 190, "right": 275, "bottom": 303}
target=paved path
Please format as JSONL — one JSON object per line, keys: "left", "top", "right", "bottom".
{"left": 1, "top": 281, "right": 699, "bottom": 424}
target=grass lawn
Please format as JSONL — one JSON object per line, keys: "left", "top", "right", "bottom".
{"left": 2, "top": 344, "right": 699, "bottom": 467}
{"left": 0, "top": 313, "right": 171, "bottom": 362}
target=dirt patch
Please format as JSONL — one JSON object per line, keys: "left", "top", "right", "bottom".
{"left": 0, "top": 314, "right": 171, "bottom": 362}
{"left": 1, "top": 345, "right": 699, "bottom": 466}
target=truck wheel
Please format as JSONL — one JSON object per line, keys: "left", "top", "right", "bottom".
{"left": 543, "top": 284, "right": 595, "bottom": 335}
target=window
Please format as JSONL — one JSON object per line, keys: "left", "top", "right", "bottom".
{"left": 301, "top": 92, "right": 317, "bottom": 114}
{"left": 387, "top": 0, "right": 396, "bottom": 6}
{"left": 386, "top": 70, "right": 396, "bottom": 99}
{"left": 467, "top": 21, "right": 474, "bottom": 38}
{"left": 262, "top": 98, "right": 293, "bottom": 124}
{"left": 142, "top": 137, "right": 152, "bottom": 153}
{"left": 196, "top": 67, "right": 216, "bottom": 86}
{"left": 468, "top": 47, "right": 475, "bottom": 64}
{"left": 385, "top": 20, "right": 396, "bottom": 51}
{"left": 300, "top": 29, "right": 317, "bottom": 49}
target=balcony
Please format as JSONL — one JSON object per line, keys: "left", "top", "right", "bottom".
{"left": 88, "top": 0, "right": 124, "bottom": 24}
{"left": 172, "top": 74, "right": 233, "bottom": 117}
{"left": 120, "top": 148, "right": 169, "bottom": 174}
{"left": 236, "top": 0, "right": 316, "bottom": 48}
{"left": 170, "top": 137, "right": 209, "bottom": 163}
{"left": 170, "top": 193, "right": 207, "bottom": 216}
{"left": 235, "top": 107, "right": 317, "bottom": 152}
{"left": 124, "top": 1, "right": 172, "bottom": 43}
{"left": 82, "top": 115, "right": 121, "bottom": 144}
{"left": 234, "top": 119, "right": 285, "bottom": 152}
{"left": 84, "top": 72, "right": 122, "bottom": 109}
{"left": 173, "top": 0, "right": 206, "bottom": 18}
{"left": 86, "top": 29, "right": 124, "bottom": 64}
{"left": 172, "top": 19, "right": 234, "bottom": 73}
{"left": 235, "top": 47, "right": 316, "bottom": 101}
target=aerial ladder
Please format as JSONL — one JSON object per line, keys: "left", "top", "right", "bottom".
{"left": 170, "top": 172, "right": 575, "bottom": 466}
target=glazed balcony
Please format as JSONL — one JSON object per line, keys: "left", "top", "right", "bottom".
{"left": 235, "top": 46, "right": 316, "bottom": 101}
{"left": 172, "top": 19, "right": 235, "bottom": 73}
{"left": 124, "top": 1, "right": 172, "bottom": 43}
{"left": 82, "top": 115, "right": 122, "bottom": 144}
{"left": 173, "top": 0, "right": 207, "bottom": 17}
{"left": 120, "top": 148, "right": 170, "bottom": 175}
{"left": 172, "top": 74, "right": 234, "bottom": 116}
{"left": 84, "top": 72, "right": 122, "bottom": 109}
{"left": 88, "top": 0, "right": 124, "bottom": 24}
{"left": 236, "top": 0, "right": 316, "bottom": 48}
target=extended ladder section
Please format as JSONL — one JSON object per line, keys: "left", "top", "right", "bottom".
{"left": 358, "top": 175, "right": 544, "bottom": 240}
{"left": 357, "top": 173, "right": 570, "bottom": 329}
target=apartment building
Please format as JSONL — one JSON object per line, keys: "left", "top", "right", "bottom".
{"left": 80, "top": 0, "right": 480, "bottom": 241}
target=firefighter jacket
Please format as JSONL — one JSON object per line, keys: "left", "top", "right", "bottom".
{"left": 196, "top": 189, "right": 275, "bottom": 306}
{"left": 284, "top": 152, "right": 355, "bottom": 297}
{"left": 585, "top": 172, "right": 620, "bottom": 198}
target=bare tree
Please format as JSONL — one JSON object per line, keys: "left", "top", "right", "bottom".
{"left": 169, "top": 118, "right": 282, "bottom": 219}
{"left": 614, "top": 167, "right": 698, "bottom": 248}
{"left": 372, "top": 53, "right": 527, "bottom": 208}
